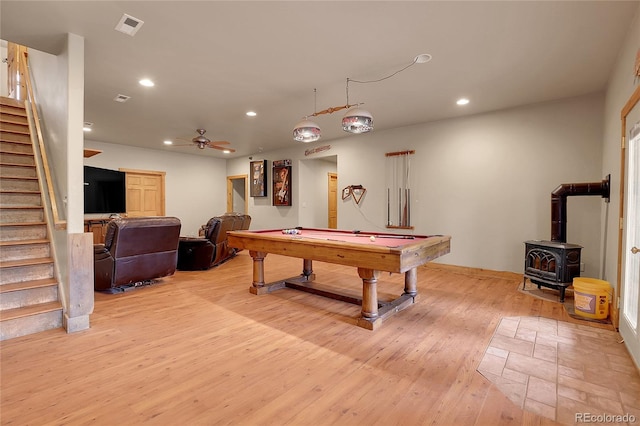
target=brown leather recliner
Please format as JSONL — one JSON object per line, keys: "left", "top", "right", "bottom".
{"left": 200, "top": 213, "right": 251, "bottom": 266}
{"left": 94, "top": 217, "right": 181, "bottom": 292}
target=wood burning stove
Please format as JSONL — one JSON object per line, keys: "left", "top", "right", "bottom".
{"left": 523, "top": 176, "right": 610, "bottom": 302}
{"left": 523, "top": 240, "right": 582, "bottom": 302}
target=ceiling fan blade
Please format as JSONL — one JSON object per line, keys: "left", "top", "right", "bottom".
{"left": 208, "top": 142, "right": 235, "bottom": 152}
{"left": 209, "top": 146, "right": 236, "bottom": 152}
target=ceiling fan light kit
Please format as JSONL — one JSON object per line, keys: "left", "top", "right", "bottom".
{"left": 171, "top": 128, "right": 235, "bottom": 153}
{"left": 292, "top": 53, "right": 430, "bottom": 142}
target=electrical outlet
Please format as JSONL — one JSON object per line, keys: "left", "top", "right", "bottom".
{"left": 580, "top": 262, "right": 585, "bottom": 272}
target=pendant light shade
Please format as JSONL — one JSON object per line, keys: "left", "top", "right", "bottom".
{"left": 293, "top": 119, "right": 321, "bottom": 143}
{"left": 342, "top": 108, "right": 373, "bottom": 134}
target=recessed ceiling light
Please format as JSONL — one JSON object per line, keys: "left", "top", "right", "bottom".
{"left": 139, "top": 79, "right": 154, "bottom": 87}
{"left": 456, "top": 98, "right": 470, "bottom": 106}
{"left": 163, "top": 140, "right": 173, "bottom": 145}
{"left": 246, "top": 111, "right": 257, "bottom": 117}
{"left": 223, "top": 150, "right": 231, "bottom": 154}
{"left": 83, "top": 127, "right": 92, "bottom": 132}
{"left": 83, "top": 122, "right": 93, "bottom": 132}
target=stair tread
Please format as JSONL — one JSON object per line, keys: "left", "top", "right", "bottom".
{"left": 0, "top": 189, "right": 41, "bottom": 194}
{"left": 0, "top": 301, "right": 62, "bottom": 321}
{"left": 0, "top": 238, "right": 49, "bottom": 247}
{"left": 0, "top": 221, "right": 46, "bottom": 226}
{"left": 0, "top": 132, "right": 30, "bottom": 138}
{"left": 0, "top": 98, "right": 25, "bottom": 108}
{"left": 0, "top": 257, "right": 53, "bottom": 268}
{"left": 0, "top": 175, "right": 38, "bottom": 180}
{"left": 0, "top": 278, "right": 57, "bottom": 293}
{"left": 0, "top": 109, "right": 27, "bottom": 116}
{"left": 0, "top": 162, "right": 35, "bottom": 168}
{"left": 0, "top": 141, "right": 32, "bottom": 146}
{"left": 0, "top": 205, "right": 43, "bottom": 210}
{"left": 0, "top": 120, "right": 29, "bottom": 126}
{"left": 0, "top": 149, "right": 34, "bottom": 155}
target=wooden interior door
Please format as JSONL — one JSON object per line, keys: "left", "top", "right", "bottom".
{"left": 328, "top": 172, "right": 337, "bottom": 228}
{"left": 122, "top": 169, "right": 165, "bottom": 217}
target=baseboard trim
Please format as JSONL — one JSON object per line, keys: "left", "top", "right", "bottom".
{"left": 423, "top": 263, "right": 523, "bottom": 281}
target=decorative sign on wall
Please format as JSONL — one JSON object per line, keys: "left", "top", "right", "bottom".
{"left": 304, "top": 145, "right": 331, "bottom": 156}
{"left": 385, "top": 150, "right": 415, "bottom": 229}
{"left": 250, "top": 160, "right": 267, "bottom": 197}
{"left": 273, "top": 159, "right": 292, "bottom": 206}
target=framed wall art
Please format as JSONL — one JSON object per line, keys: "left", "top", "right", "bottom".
{"left": 273, "top": 160, "right": 292, "bottom": 206}
{"left": 250, "top": 160, "right": 267, "bottom": 197}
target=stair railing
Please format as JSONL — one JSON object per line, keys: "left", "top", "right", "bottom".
{"left": 16, "top": 44, "right": 66, "bottom": 230}
{"left": 14, "top": 43, "right": 69, "bottom": 314}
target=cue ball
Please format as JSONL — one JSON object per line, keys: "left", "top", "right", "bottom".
{"left": 370, "top": 236, "right": 376, "bottom": 242}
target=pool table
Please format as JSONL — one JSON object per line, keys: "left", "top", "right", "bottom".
{"left": 227, "top": 228, "right": 451, "bottom": 330}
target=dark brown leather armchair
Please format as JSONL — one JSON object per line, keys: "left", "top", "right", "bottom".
{"left": 94, "top": 217, "right": 181, "bottom": 292}
{"left": 200, "top": 213, "right": 251, "bottom": 266}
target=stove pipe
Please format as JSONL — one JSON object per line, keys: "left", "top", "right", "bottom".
{"left": 550, "top": 175, "right": 610, "bottom": 243}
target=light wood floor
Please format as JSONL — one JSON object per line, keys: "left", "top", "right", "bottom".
{"left": 0, "top": 251, "right": 623, "bottom": 425}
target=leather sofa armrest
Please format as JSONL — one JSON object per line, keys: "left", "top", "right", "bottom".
{"left": 94, "top": 244, "right": 110, "bottom": 259}
{"left": 93, "top": 246, "right": 115, "bottom": 291}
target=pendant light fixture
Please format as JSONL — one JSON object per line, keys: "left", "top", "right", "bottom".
{"left": 293, "top": 119, "right": 321, "bottom": 143}
{"left": 293, "top": 89, "right": 322, "bottom": 143}
{"left": 342, "top": 78, "right": 373, "bottom": 134}
{"left": 292, "top": 53, "right": 431, "bottom": 142}
{"left": 342, "top": 108, "right": 373, "bottom": 133}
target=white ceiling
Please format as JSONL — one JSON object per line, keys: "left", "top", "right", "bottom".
{"left": 1, "top": 1, "right": 638, "bottom": 158}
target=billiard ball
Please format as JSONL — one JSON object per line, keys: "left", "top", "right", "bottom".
{"left": 370, "top": 235, "right": 376, "bottom": 242}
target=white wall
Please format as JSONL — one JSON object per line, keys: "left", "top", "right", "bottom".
{"left": 602, "top": 7, "right": 640, "bottom": 285}
{"left": 228, "top": 93, "right": 605, "bottom": 274}
{"left": 26, "top": 34, "right": 92, "bottom": 332}
{"left": 28, "top": 45, "right": 71, "bottom": 225}
{"left": 83, "top": 140, "right": 228, "bottom": 236}
{"left": 299, "top": 156, "right": 337, "bottom": 228}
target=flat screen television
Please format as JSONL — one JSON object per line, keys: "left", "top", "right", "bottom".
{"left": 84, "top": 166, "right": 126, "bottom": 214}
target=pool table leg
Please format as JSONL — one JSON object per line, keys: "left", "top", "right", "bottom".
{"left": 249, "top": 250, "right": 269, "bottom": 295}
{"left": 403, "top": 267, "right": 418, "bottom": 297}
{"left": 301, "top": 259, "right": 315, "bottom": 281}
{"left": 358, "top": 268, "right": 381, "bottom": 323}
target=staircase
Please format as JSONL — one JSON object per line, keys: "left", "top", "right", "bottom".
{"left": 0, "top": 96, "right": 63, "bottom": 340}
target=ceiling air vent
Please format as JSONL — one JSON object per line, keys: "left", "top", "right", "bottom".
{"left": 114, "top": 14, "right": 144, "bottom": 36}
{"left": 114, "top": 94, "right": 131, "bottom": 103}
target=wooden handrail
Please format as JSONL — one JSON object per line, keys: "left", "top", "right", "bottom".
{"left": 15, "top": 45, "right": 66, "bottom": 230}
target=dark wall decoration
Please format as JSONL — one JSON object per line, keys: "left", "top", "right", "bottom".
{"left": 273, "top": 159, "right": 292, "bottom": 206}
{"left": 250, "top": 160, "right": 267, "bottom": 197}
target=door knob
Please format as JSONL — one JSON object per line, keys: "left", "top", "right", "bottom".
{"left": 632, "top": 246, "right": 639, "bottom": 254}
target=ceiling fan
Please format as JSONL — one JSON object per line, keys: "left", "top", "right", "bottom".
{"left": 174, "top": 129, "right": 235, "bottom": 152}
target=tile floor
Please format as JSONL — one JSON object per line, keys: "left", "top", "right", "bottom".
{"left": 478, "top": 316, "right": 640, "bottom": 424}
